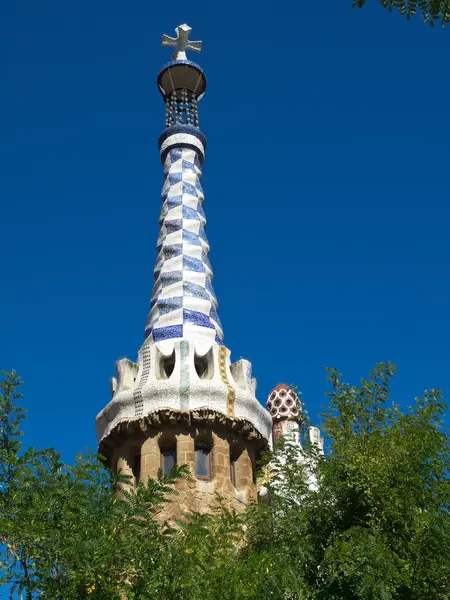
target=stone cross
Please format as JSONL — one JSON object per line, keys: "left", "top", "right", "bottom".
{"left": 161, "top": 24, "right": 202, "bottom": 61}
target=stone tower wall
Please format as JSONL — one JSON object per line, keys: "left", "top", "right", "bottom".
{"left": 102, "top": 410, "right": 264, "bottom": 518}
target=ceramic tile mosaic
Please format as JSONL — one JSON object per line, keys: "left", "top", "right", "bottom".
{"left": 133, "top": 345, "right": 151, "bottom": 416}
{"left": 144, "top": 147, "right": 224, "bottom": 346}
{"left": 218, "top": 346, "right": 236, "bottom": 417}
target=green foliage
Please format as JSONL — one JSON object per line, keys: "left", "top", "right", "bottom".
{"left": 246, "top": 362, "right": 450, "bottom": 599}
{"left": 0, "top": 370, "right": 192, "bottom": 599}
{"left": 354, "top": 0, "right": 450, "bottom": 26}
{"left": 1, "top": 365, "right": 449, "bottom": 599}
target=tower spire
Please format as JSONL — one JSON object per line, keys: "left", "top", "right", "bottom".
{"left": 145, "top": 24, "right": 221, "bottom": 348}
{"left": 96, "top": 27, "right": 272, "bottom": 519}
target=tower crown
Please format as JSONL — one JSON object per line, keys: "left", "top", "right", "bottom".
{"left": 158, "top": 24, "right": 206, "bottom": 130}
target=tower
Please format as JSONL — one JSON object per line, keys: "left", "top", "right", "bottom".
{"left": 266, "top": 383, "right": 302, "bottom": 445}
{"left": 96, "top": 25, "right": 272, "bottom": 516}
{"left": 266, "top": 383, "right": 324, "bottom": 452}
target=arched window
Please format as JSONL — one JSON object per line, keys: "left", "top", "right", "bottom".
{"left": 195, "top": 441, "right": 211, "bottom": 480}
{"left": 194, "top": 348, "right": 214, "bottom": 380}
{"left": 161, "top": 350, "right": 175, "bottom": 379}
{"left": 162, "top": 354, "right": 175, "bottom": 379}
{"left": 229, "top": 447, "right": 241, "bottom": 488}
{"left": 230, "top": 456, "right": 237, "bottom": 488}
{"left": 251, "top": 455, "right": 257, "bottom": 485}
{"left": 156, "top": 348, "right": 176, "bottom": 380}
{"left": 194, "top": 355, "right": 208, "bottom": 378}
{"left": 160, "top": 444, "right": 176, "bottom": 476}
{"left": 132, "top": 453, "right": 141, "bottom": 486}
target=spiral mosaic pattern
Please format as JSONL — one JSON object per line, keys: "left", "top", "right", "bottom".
{"left": 144, "top": 145, "right": 223, "bottom": 346}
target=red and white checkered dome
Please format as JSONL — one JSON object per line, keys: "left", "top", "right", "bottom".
{"left": 266, "top": 383, "right": 301, "bottom": 421}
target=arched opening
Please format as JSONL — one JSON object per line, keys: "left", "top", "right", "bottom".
{"left": 194, "top": 355, "right": 208, "bottom": 378}
{"left": 132, "top": 453, "right": 141, "bottom": 487}
{"left": 194, "top": 348, "right": 214, "bottom": 380}
{"left": 162, "top": 353, "right": 175, "bottom": 379}
{"left": 159, "top": 436, "right": 177, "bottom": 476}
{"left": 156, "top": 348, "right": 176, "bottom": 380}
{"left": 195, "top": 441, "right": 212, "bottom": 480}
{"left": 229, "top": 445, "right": 243, "bottom": 488}
{"left": 230, "top": 453, "right": 238, "bottom": 488}
{"left": 251, "top": 454, "right": 257, "bottom": 485}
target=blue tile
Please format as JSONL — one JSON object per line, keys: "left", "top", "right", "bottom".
{"left": 169, "top": 172, "right": 182, "bottom": 186}
{"left": 183, "top": 281, "right": 210, "bottom": 301}
{"left": 202, "top": 252, "right": 212, "bottom": 272}
{"left": 194, "top": 153, "right": 202, "bottom": 169}
{"left": 205, "top": 277, "right": 215, "bottom": 296}
{"left": 163, "top": 244, "right": 183, "bottom": 259}
{"left": 182, "top": 205, "right": 200, "bottom": 221}
{"left": 167, "top": 196, "right": 183, "bottom": 209}
{"left": 182, "top": 159, "right": 196, "bottom": 172}
{"left": 182, "top": 181, "right": 198, "bottom": 196}
{"left": 195, "top": 179, "right": 203, "bottom": 193}
{"left": 209, "top": 307, "right": 223, "bottom": 330}
{"left": 183, "top": 309, "right": 215, "bottom": 329}
{"left": 197, "top": 203, "right": 206, "bottom": 220}
{"left": 157, "top": 296, "right": 183, "bottom": 315}
{"left": 161, "top": 270, "right": 183, "bottom": 287}
{"left": 153, "top": 325, "right": 183, "bottom": 342}
{"left": 150, "top": 287, "right": 162, "bottom": 304}
{"left": 198, "top": 226, "right": 208, "bottom": 242}
{"left": 169, "top": 148, "right": 183, "bottom": 162}
{"left": 182, "top": 229, "right": 202, "bottom": 246}
{"left": 183, "top": 255, "right": 205, "bottom": 273}
{"left": 165, "top": 219, "right": 183, "bottom": 234}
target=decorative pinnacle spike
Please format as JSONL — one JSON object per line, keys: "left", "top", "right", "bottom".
{"left": 161, "top": 24, "right": 202, "bottom": 61}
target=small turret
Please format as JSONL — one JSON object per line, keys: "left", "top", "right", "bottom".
{"left": 266, "top": 383, "right": 302, "bottom": 445}
{"left": 266, "top": 383, "right": 324, "bottom": 454}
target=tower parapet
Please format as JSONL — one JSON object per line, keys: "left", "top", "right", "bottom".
{"left": 96, "top": 25, "right": 271, "bottom": 515}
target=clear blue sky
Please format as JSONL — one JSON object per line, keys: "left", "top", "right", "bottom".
{"left": 1, "top": 0, "right": 449, "bottom": 460}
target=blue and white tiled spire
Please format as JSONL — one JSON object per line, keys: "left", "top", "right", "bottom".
{"left": 143, "top": 24, "right": 223, "bottom": 347}
{"left": 144, "top": 141, "right": 223, "bottom": 346}
{"left": 96, "top": 24, "right": 273, "bottom": 447}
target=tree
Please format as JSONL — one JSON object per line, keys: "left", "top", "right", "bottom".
{"left": 1, "top": 364, "right": 449, "bottom": 599}
{"left": 0, "top": 370, "right": 189, "bottom": 599}
{"left": 355, "top": 0, "right": 450, "bottom": 27}
{"left": 247, "top": 362, "right": 450, "bottom": 598}
{"left": 0, "top": 370, "right": 246, "bottom": 600}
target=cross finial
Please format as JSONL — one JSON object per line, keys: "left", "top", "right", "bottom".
{"left": 161, "top": 24, "right": 202, "bottom": 61}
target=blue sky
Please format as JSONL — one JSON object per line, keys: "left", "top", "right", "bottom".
{"left": 1, "top": 0, "right": 449, "bottom": 460}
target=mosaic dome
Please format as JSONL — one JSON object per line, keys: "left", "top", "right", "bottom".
{"left": 266, "top": 383, "right": 301, "bottom": 421}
